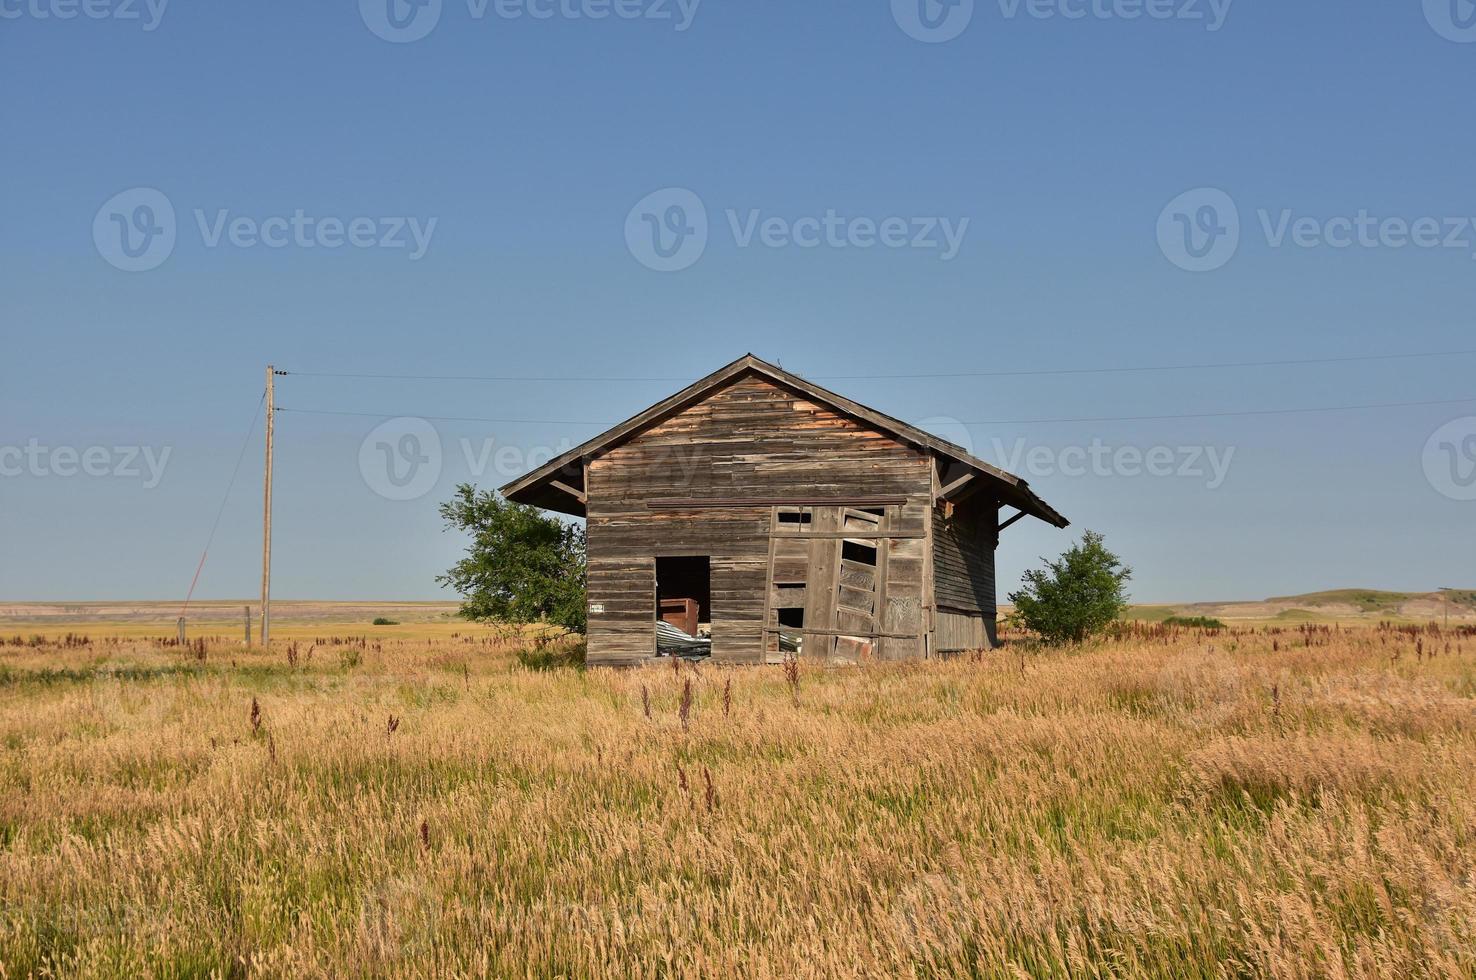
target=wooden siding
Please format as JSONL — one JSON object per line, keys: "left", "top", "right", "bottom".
{"left": 935, "top": 608, "right": 997, "bottom": 653}
{"left": 585, "top": 374, "right": 933, "bottom": 666}
{"left": 932, "top": 499, "right": 998, "bottom": 617}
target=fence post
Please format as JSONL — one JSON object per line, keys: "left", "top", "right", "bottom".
{"left": 177, "top": 616, "right": 186, "bottom": 645}
{"left": 244, "top": 605, "right": 252, "bottom": 646}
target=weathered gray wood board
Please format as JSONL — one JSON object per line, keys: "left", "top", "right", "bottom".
{"left": 935, "top": 608, "right": 994, "bottom": 652}
{"left": 932, "top": 496, "right": 1001, "bottom": 651}
{"left": 933, "top": 498, "right": 998, "bottom": 614}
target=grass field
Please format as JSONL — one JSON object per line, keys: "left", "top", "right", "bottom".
{"left": 0, "top": 601, "right": 465, "bottom": 642}
{"left": 3, "top": 620, "right": 1476, "bottom": 978}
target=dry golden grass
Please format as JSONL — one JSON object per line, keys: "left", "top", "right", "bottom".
{"left": 0, "top": 601, "right": 465, "bottom": 642}
{"left": 2, "top": 623, "right": 1476, "bottom": 978}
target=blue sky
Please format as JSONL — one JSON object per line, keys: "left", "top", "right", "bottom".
{"left": 2, "top": 0, "right": 1474, "bottom": 603}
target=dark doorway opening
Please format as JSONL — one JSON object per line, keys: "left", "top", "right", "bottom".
{"left": 656, "top": 556, "right": 711, "bottom": 637}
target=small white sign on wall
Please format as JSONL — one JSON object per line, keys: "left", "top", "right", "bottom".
{"left": 589, "top": 603, "right": 605, "bottom": 614}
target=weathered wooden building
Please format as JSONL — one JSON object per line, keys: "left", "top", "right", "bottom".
{"left": 502, "top": 355, "right": 1068, "bottom": 666}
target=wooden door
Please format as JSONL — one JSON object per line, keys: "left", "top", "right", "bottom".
{"left": 764, "top": 505, "right": 915, "bottom": 663}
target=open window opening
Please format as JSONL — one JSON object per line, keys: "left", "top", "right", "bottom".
{"left": 656, "top": 556, "right": 711, "bottom": 657}
{"left": 775, "top": 605, "right": 805, "bottom": 656}
{"left": 841, "top": 540, "right": 878, "bottom": 567}
{"left": 777, "top": 507, "right": 813, "bottom": 528}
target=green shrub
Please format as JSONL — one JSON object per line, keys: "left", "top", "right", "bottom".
{"left": 438, "top": 485, "right": 587, "bottom": 634}
{"left": 1008, "top": 530, "right": 1132, "bottom": 645}
{"left": 1163, "top": 616, "right": 1226, "bottom": 629}
{"left": 371, "top": 617, "right": 400, "bottom": 626}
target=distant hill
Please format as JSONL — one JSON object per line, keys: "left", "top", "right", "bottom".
{"left": 1124, "top": 589, "right": 1475, "bottom": 625}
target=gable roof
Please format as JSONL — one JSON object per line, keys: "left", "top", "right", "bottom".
{"left": 499, "top": 354, "right": 1068, "bottom": 528}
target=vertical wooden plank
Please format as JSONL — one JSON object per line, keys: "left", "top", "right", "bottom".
{"left": 712, "top": 557, "right": 767, "bottom": 663}
{"left": 803, "top": 506, "right": 840, "bottom": 659}
{"left": 922, "top": 482, "right": 935, "bottom": 659}
{"left": 763, "top": 506, "right": 779, "bottom": 661}
{"left": 874, "top": 535, "right": 890, "bottom": 661}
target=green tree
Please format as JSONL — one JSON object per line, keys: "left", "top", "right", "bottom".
{"left": 437, "top": 485, "right": 587, "bottom": 634}
{"left": 1008, "top": 530, "right": 1131, "bottom": 645}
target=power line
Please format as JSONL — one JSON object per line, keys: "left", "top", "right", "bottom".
{"left": 826, "top": 349, "right": 1476, "bottom": 381}
{"left": 279, "top": 347, "right": 1476, "bottom": 384}
{"left": 276, "top": 394, "right": 1476, "bottom": 428}
{"left": 181, "top": 391, "right": 266, "bottom": 618}
{"left": 278, "top": 407, "right": 603, "bottom": 425}
{"left": 983, "top": 396, "right": 1476, "bottom": 425}
{"left": 285, "top": 371, "right": 687, "bottom": 383}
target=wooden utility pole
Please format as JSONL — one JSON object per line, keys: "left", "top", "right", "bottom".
{"left": 261, "top": 365, "right": 275, "bottom": 647}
